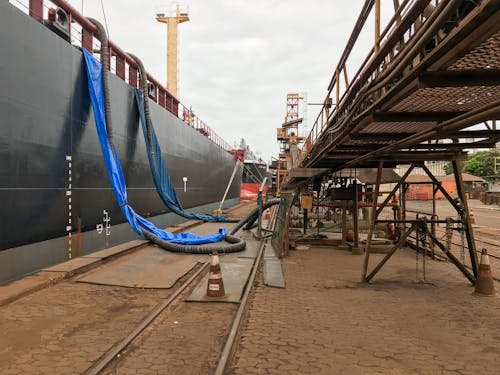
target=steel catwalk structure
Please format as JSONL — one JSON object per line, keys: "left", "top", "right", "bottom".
{"left": 298, "top": 0, "right": 499, "bottom": 171}
{"left": 283, "top": 0, "right": 500, "bottom": 285}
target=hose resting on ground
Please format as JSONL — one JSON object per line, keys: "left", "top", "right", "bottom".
{"left": 141, "top": 229, "right": 246, "bottom": 254}
{"left": 87, "top": 19, "right": 266, "bottom": 253}
{"left": 141, "top": 197, "right": 280, "bottom": 254}
{"left": 229, "top": 199, "right": 281, "bottom": 235}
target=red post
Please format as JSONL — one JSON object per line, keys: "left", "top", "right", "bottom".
{"left": 165, "top": 93, "right": 171, "bottom": 112}
{"left": 158, "top": 90, "right": 165, "bottom": 108}
{"left": 82, "top": 29, "right": 93, "bottom": 52}
{"left": 115, "top": 55, "right": 125, "bottom": 80}
{"left": 29, "top": 0, "right": 44, "bottom": 21}
{"left": 129, "top": 65, "right": 138, "bottom": 88}
{"left": 173, "top": 98, "right": 178, "bottom": 116}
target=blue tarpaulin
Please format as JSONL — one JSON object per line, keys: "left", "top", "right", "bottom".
{"left": 134, "top": 90, "right": 228, "bottom": 222}
{"left": 83, "top": 49, "right": 226, "bottom": 245}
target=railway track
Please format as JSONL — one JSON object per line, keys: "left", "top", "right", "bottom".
{"left": 434, "top": 226, "right": 500, "bottom": 282}
{"left": 407, "top": 224, "right": 500, "bottom": 282}
{"left": 81, "top": 205, "right": 274, "bottom": 375}
{"left": 0, "top": 200, "right": 275, "bottom": 374}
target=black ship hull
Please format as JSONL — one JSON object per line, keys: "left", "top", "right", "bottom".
{"left": 0, "top": 2, "right": 242, "bottom": 283}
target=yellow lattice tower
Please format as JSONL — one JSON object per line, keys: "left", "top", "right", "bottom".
{"left": 276, "top": 94, "right": 304, "bottom": 195}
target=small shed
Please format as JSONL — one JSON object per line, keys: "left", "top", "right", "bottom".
{"left": 404, "top": 174, "right": 434, "bottom": 200}
{"left": 404, "top": 172, "right": 487, "bottom": 200}
{"left": 438, "top": 173, "right": 487, "bottom": 196}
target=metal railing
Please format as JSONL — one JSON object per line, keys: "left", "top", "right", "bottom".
{"left": 301, "top": 0, "right": 445, "bottom": 162}
{"left": 12, "top": 0, "right": 232, "bottom": 152}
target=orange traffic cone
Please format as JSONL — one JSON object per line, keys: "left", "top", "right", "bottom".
{"left": 206, "top": 250, "right": 225, "bottom": 297}
{"left": 474, "top": 249, "right": 496, "bottom": 296}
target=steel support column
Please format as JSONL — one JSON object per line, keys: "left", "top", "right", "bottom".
{"left": 452, "top": 160, "right": 479, "bottom": 278}
{"left": 366, "top": 222, "right": 418, "bottom": 282}
{"left": 353, "top": 180, "right": 360, "bottom": 247}
{"left": 426, "top": 228, "right": 475, "bottom": 284}
{"left": 362, "top": 160, "right": 384, "bottom": 281}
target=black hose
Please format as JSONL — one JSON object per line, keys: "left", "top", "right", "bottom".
{"left": 127, "top": 53, "right": 154, "bottom": 157}
{"left": 141, "top": 197, "right": 280, "bottom": 253}
{"left": 229, "top": 199, "right": 281, "bottom": 235}
{"left": 127, "top": 53, "right": 239, "bottom": 224}
{"left": 243, "top": 198, "right": 281, "bottom": 231}
{"left": 141, "top": 230, "right": 246, "bottom": 254}
{"left": 88, "top": 18, "right": 113, "bottom": 149}
{"left": 87, "top": 21, "right": 251, "bottom": 253}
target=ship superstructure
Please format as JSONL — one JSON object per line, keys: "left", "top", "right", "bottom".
{"left": 234, "top": 139, "right": 271, "bottom": 201}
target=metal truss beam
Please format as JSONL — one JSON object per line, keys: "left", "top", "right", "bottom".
{"left": 418, "top": 69, "right": 500, "bottom": 88}
{"left": 372, "top": 111, "right": 465, "bottom": 122}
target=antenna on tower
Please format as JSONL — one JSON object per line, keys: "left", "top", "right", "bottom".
{"left": 155, "top": 2, "right": 190, "bottom": 98}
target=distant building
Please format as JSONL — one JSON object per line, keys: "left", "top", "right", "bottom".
{"left": 395, "top": 161, "right": 447, "bottom": 178}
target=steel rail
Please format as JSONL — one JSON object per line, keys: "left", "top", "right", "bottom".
{"left": 50, "top": 0, "right": 172, "bottom": 98}
{"left": 84, "top": 262, "right": 209, "bottom": 375}
{"left": 79, "top": 203, "right": 261, "bottom": 374}
{"left": 45, "top": 0, "right": 232, "bottom": 152}
{"left": 304, "top": 0, "right": 500, "bottom": 169}
{"left": 214, "top": 227, "right": 267, "bottom": 375}
{"left": 305, "top": 0, "right": 430, "bottom": 161}
{"left": 305, "top": 0, "right": 459, "bottom": 167}
{"left": 408, "top": 229, "right": 500, "bottom": 282}
{"left": 214, "top": 206, "right": 277, "bottom": 374}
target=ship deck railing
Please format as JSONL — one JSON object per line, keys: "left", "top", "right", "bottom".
{"left": 11, "top": 0, "right": 233, "bottom": 153}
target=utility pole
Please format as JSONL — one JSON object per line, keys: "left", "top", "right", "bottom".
{"left": 156, "top": 3, "right": 189, "bottom": 98}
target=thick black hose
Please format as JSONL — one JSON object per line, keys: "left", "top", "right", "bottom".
{"left": 128, "top": 53, "right": 239, "bottom": 224}
{"left": 89, "top": 23, "right": 247, "bottom": 253}
{"left": 88, "top": 18, "right": 113, "bottom": 149}
{"left": 141, "top": 230, "right": 246, "bottom": 254}
{"left": 229, "top": 199, "right": 281, "bottom": 235}
{"left": 127, "top": 53, "right": 154, "bottom": 156}
{"left": 143, "top": 198, "right": 280, "bottom": 254}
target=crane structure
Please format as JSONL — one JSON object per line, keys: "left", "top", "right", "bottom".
{"left": 276, "top": 93, "right": 305, "bottom": 195}
{"left": 155, "top": 3, "right": 189, "bottom": 98}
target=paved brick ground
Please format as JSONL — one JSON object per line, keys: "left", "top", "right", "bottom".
{"left": 4, "top": 199, "right": 498, "bottom": 374}
{"left": 104, "top": 301, "right": 237, "bottom": 374}
{"left": 0, "top": 282, "right": 168, "bottom": 374}
{"left": 0, "top": 202, "right": 255, "bottom": 375}
{"left": 232, "top": 247, "right": 500, "bottom": 375}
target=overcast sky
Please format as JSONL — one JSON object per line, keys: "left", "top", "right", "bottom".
{"left": 69, "top": 0, "right": 394, "bottom": 162}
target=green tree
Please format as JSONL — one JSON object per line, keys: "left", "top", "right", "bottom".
{"left": 443, "top": 162, "right": 453, "bottom": 175}
{"left": 463, "top": 150, "right": 499, "bottom": 177}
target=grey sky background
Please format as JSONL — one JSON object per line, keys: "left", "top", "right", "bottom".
{"left": 71, "top": 1, "right": 394, "bottom": 161}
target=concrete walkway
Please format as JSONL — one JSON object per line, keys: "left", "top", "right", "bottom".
{"left": 232, "top": 247, "right": 500, "bottom": 375}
